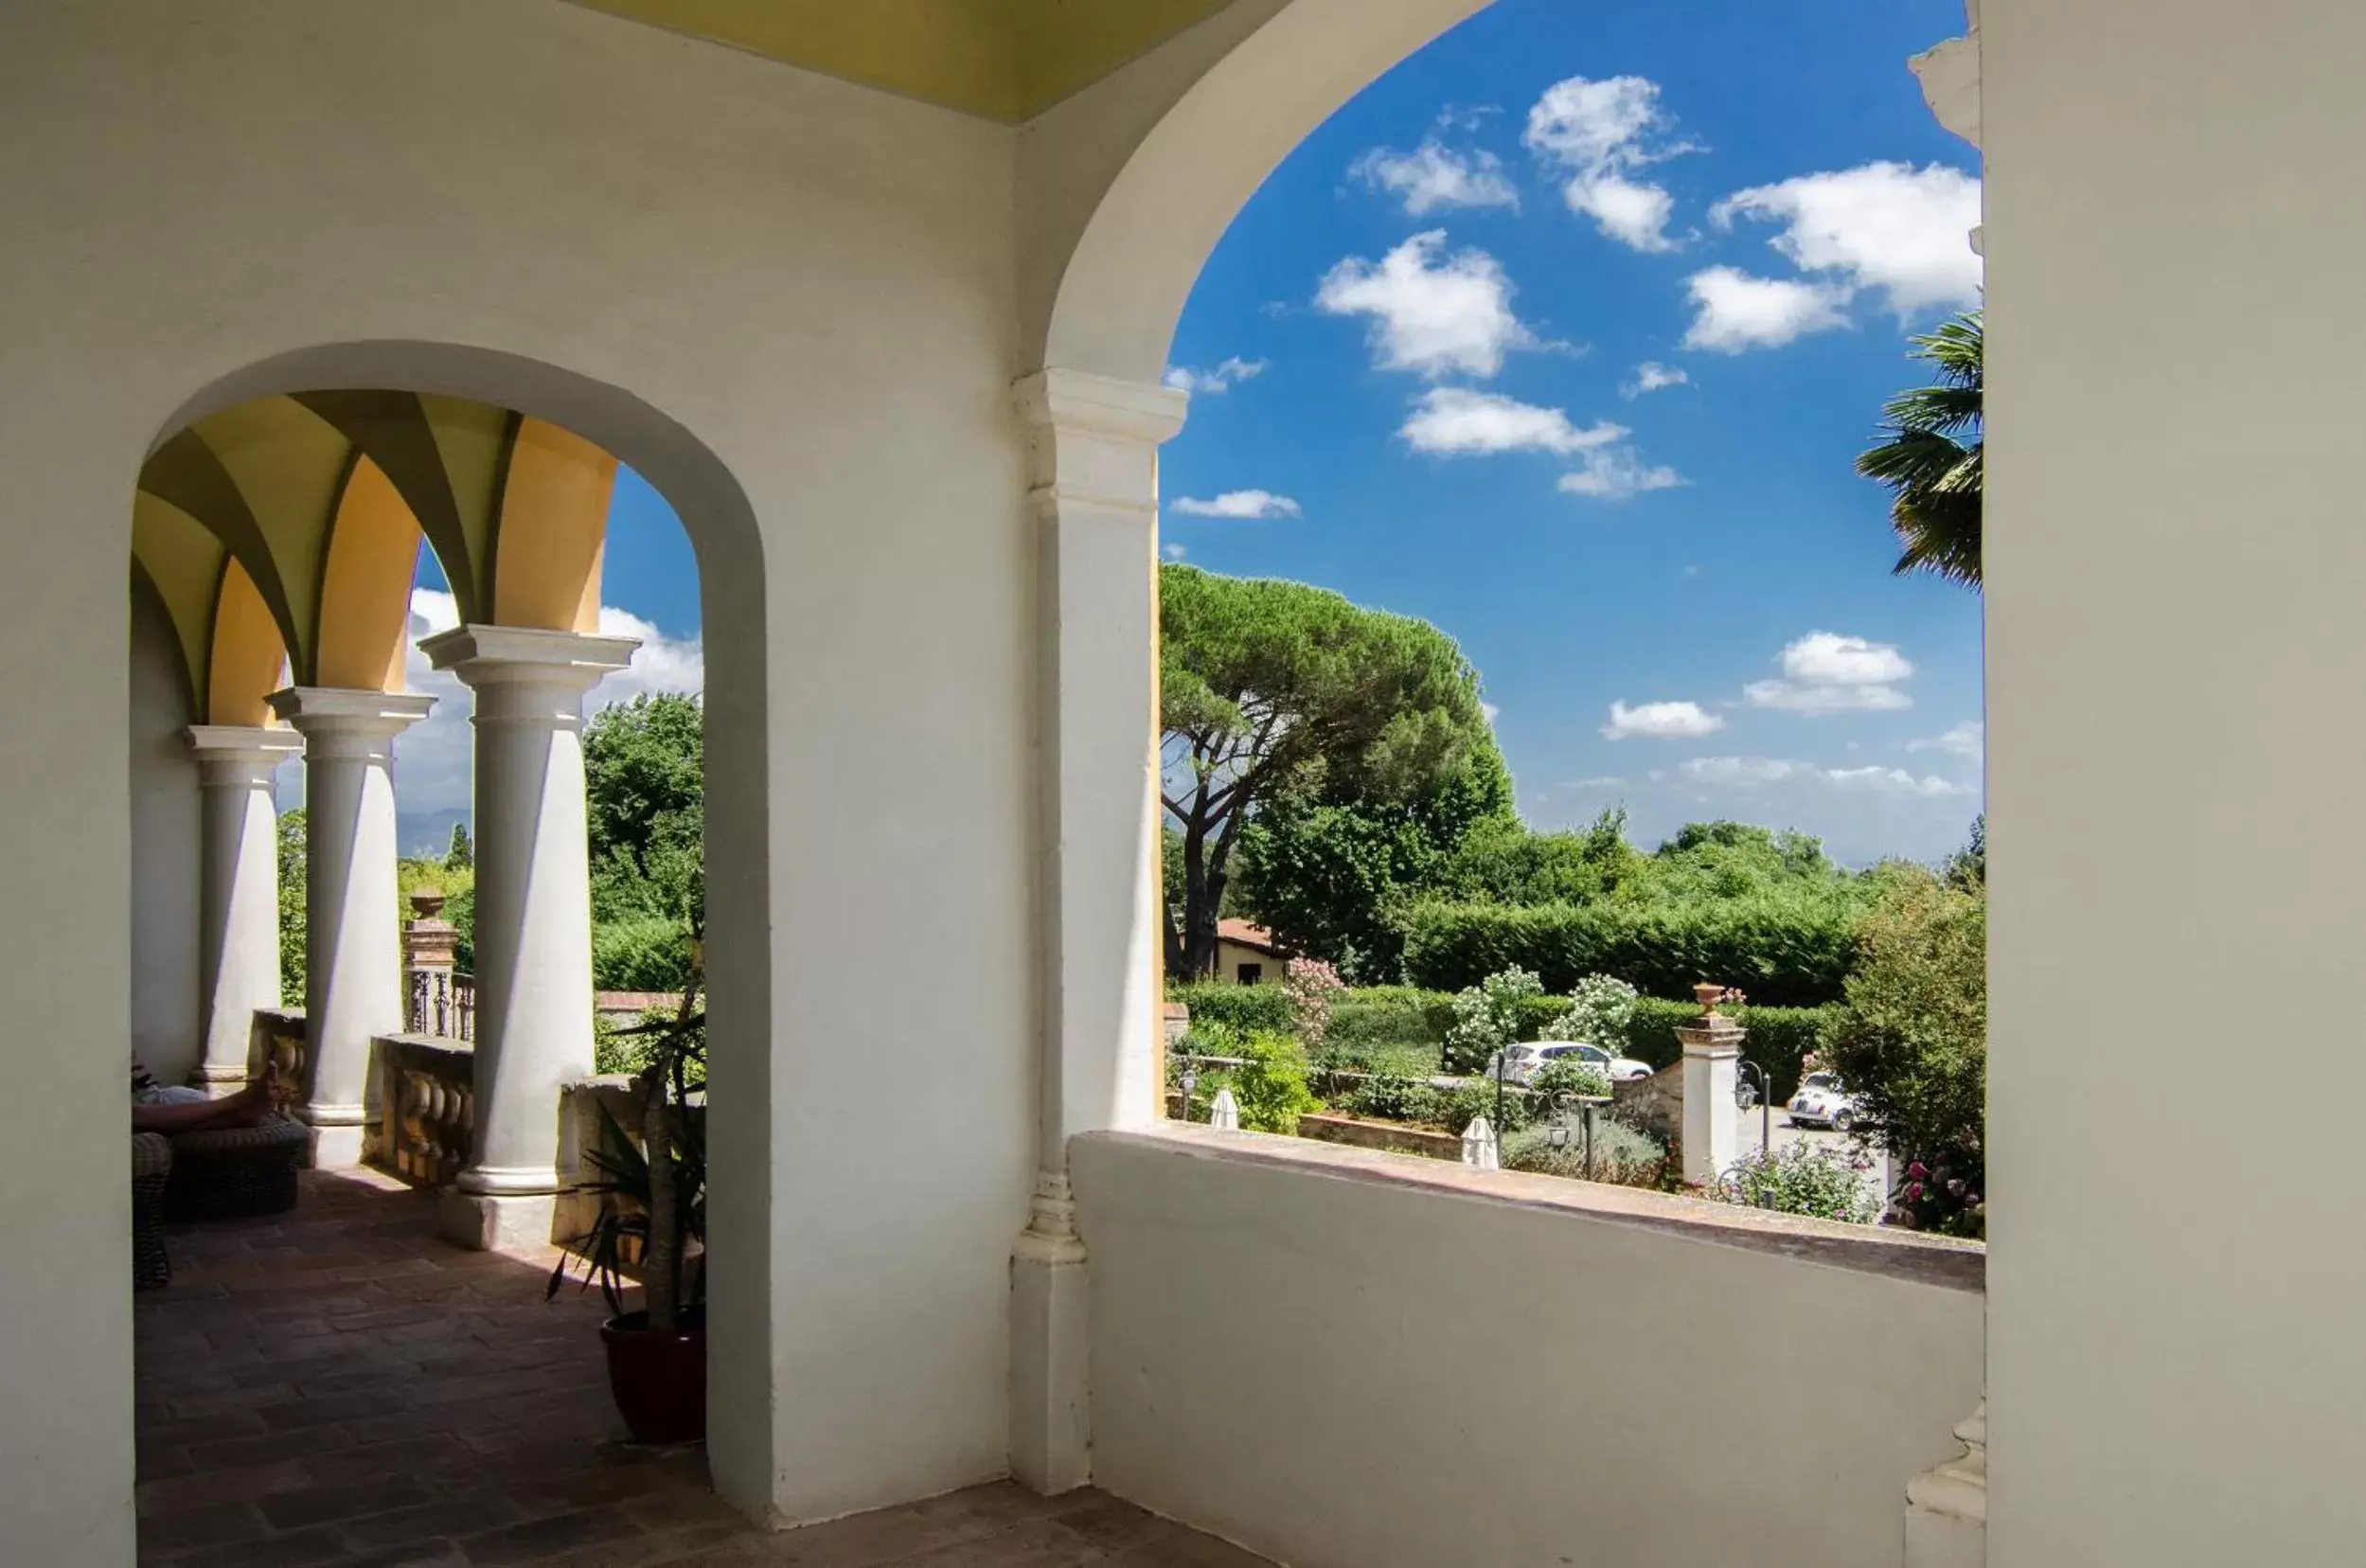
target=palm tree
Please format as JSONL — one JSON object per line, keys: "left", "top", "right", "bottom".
{"left": 1859, "top": 312, "right": 1983, "bottom": 588}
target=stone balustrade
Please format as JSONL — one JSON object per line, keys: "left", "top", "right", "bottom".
{"left": 366, "top": 1034, "right": 475, "bottom": 1186}
{"left": 246, "top": 1007, "right": 307, "bottom": 1113}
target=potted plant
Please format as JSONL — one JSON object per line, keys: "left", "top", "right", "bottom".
{"left": 549, "top": 952, "right": 707, "bottom": 1443}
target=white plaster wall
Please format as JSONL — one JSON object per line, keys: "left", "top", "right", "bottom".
{"left": 1983, "top": 1, "right": 2366, "bottom": 1560}
{"left": 1075, "top": 1132, "right": 1984, "bottom": 1568}
{"left": 128, "top": 579, "right": 203, "bottom": 1088}
{"left": 0, "top": 0, "right": 1034, "bottom": 1551}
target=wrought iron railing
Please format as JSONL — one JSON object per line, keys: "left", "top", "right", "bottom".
{"left": 407, "top": 969, "right": 476, "bottom": 1042}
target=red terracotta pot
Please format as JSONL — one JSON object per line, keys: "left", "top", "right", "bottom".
{"left": 601, "top": 1306, "right": 706, "bottom": 1443}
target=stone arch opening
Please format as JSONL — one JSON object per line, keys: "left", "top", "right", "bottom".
{"left": 125, "top": 338, "right": 776, "bottom": 1509}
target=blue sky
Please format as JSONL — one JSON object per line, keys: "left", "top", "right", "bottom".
{"left": 375, "top": 0, "right": 1981, "bottom": 865}
{"left": 1160, "top": 0, "right": 1984, "bottom": 865}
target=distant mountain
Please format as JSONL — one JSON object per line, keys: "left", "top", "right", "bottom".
{"left": 399, "top": 807, "right": 471, "bottom": 861}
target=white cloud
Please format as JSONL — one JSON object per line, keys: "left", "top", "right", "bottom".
{"left": 1399, "top": 387, "right": 1623, "bottom": 456}
{"left": 1713, "top": 161, "right": 1983, "bottom": 314}
{"left": 1162, "top": 542, "right": 1187, "bottom": 561}
{"left": 1568, "top": 174, "right": 1679, "bottom": 253}
{"left": 1909, "top": 719, "right": 1984, "bottom": 759}
{"left": 1481, "top": 701, "right": 1502, "bottom": 723}
{"left": 1678, "top": 756, "right": 1967, "bottom": 797}
{"left": 1523, "top": 75, "right": 1699, "bottom": 252}
{"left": 1744, "top": 631, "right": 1915, "bottom": 714}
{"left": 1351, "top": 139, "right": 1521, "bottom": 215}
{"left": 389, "top": 587, "right": 706, "bottom": 822}
{"left": 1564, "top": 775, "right": 1626, "bottom": 790}
{"left": 1169, "top": 490, "right": 1302, "bottom": 520}
{"left": 1163, "top": 356, "right": 1269, "bottom": 395}
{"left": 1603, "top": 699, "right": 1725, "bottom": 740}
{"left": 1557, "top": 446, "right": 1687, "bottom": 501}
{"left": 1681, "top": 266, "right": 1853, "bottom": 352}
{"left": 1316, "top": 230, "right": 1540, "bottom": 379}
{"left": 1620, "top": 361, "right": 1689, "bottom": 399}
{"left": 1824, "top": 765, "right": 1971, "bottom": 798}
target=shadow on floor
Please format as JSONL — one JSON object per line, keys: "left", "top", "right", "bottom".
{"left": 135, "top": 1167, "right": 1264, "bottom": 1566}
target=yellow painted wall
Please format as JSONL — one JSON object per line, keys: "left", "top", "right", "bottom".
{"left": 490, "top": 418, "right": 616, "bottom": 632}
{"left": 207, "top": 560, "right": 288, "bottom": 726}
{"left": 571, "top": 0, "right": 1233, "bottom": 119}
{"left": 419, "top": 395, "right": 516, "bottom": 623}
{"left": 190, "top": 399, "right": 349, "bottom": 674}
{"left": 314, "top": 456, "right": 423, "bottom": 692}
{"left": 131, "top": 492, "right": 229, "bottom": 717}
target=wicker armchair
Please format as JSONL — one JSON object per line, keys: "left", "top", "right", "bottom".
{"left": 164, "top": 1114, "right": 310, "bottom": 1222}
{"left": 131, "top": 1132, "right": 172, "bottom": 1290}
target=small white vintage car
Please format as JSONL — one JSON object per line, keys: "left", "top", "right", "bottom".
{"left": 1785, "top": 1071, "right": 1862, "bottom": 1131}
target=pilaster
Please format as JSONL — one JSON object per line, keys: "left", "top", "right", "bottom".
{"left": 1009, "top": 367, "right": 1187, "bottom": 1493}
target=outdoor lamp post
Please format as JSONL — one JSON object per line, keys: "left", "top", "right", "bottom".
{"left": 1735, "top": 1060, "right": 1771, "bottom": 1154}
{"left": 1178, "top": 1061, "right": 1199, "bottom": 1124}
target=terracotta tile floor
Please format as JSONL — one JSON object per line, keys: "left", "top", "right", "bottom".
{"left": 136, "top": 1168, "right": 1268, "bottom": 1566}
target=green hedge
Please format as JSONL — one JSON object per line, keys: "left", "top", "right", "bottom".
{"left": 1167, "top": 981, "right": 1294, "bottom": 1039}
{"left": 592, "top": 916, "right": 695, "bottom": 991}
{"left": 1325, "top": 986, "right": 1457, "bottom": 1050}
{"left": 1400, "top": 900, "right": 1856, "bottom": 1008}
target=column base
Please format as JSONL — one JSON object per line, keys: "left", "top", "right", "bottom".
{"left": 438, "top": 1188, "right": 560, "bottom": 1257}
{"left": 191, "top": 1060, "right": 252, "bottom": 1097}
{"left": 1009, "top": 1173, "right": 1092, "bottom": 1495}
{"left": 295, "top": 1105, "right": 367, "bottom": 1169}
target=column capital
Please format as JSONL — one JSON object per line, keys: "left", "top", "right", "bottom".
{"left": 268, "top": 688, "right": 436, "bottom": 763}
{"left": 418, "top": 624, "right": 640, "bottom": 695}
{"left": 1017, "top": 368, "right": 1188, "bottom": 523}
{"left": 1014, "top": 367, "right": 1189, "bottom": 445}
{"left": 187, "top": 724, "right": 303, "bottom": 779}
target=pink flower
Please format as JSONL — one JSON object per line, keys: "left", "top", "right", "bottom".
{"left": 1907, "top": 1161, "right": 1930, "bottom": 1180}
{"left": 1904, "top": 1182, "right": 1925, "bottom": 1201}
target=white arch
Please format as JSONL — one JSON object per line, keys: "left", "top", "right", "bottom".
{"left": 1041, "top": 0, "right": 1498, "bottom": 383}
{"left": 144, "top": 340, "right": 780, "bottom": 1516}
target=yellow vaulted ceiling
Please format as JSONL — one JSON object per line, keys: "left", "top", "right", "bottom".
{"left": 132, "top": 394, "right": 620, "bottom": 721}
{"left": 568, "top": 0, "right": 1239, "bottom": 120}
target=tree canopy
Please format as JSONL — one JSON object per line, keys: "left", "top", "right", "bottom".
{"left": 1159, "top": 564, "right": 1492, "bottom": 978}
{"left": 1858, "top": 312, "right": 1983, "bottom": 588}
{"left": 583, "top": 692, "right": 705, "bottom": 929}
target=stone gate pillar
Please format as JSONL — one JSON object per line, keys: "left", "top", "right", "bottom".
{"left": 1678, "top": 982, "right": 1743, "bottom": 1187}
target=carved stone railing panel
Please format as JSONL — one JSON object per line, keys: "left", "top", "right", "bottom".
{"left": 366, "top": 1034, "right": 475, "bottom": 1187}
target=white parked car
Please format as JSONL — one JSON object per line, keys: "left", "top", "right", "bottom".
{"left": 1494, "top": 1041, "right": 1654, "bottom": 1086}
{"left": 1786, "top": 1071, "right": 1861, "bottom": 1131}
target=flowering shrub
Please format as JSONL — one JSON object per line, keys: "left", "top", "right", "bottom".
{"left": 1540, "top": 973, "right": 1640, "bottom": 1045}
{"left": 1712, "top": 1142, "right": 1877, "bottom": 1224}
{"left": 1283, "top": 956, "right": 1346, "bottom": 1050}
{"left": 1441, "top": 967, "right": 1544, "bottom": 1074}
{"left": 1888, "top": 1148, "right": 1985, "bottom": 1238}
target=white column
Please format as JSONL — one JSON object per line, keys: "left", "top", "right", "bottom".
{"left": 1009, "top": 367, "right": 1188, "bottom": 1494}
{"left": 186, "top": 725, "right": 302, "bottom": 1094}
{"left": 1677, "top": 984, "right": 1742, "bottom": 1188}
{"left": 418, "top": 625, "right": 636, "bottom": 1254}
{"left": 268, "top": 688, "right": 436, "bottom": 1166}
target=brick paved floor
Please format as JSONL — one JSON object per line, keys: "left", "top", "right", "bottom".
{"left": 136, "top": 1167, "right": 1268, "bottom": 1566}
